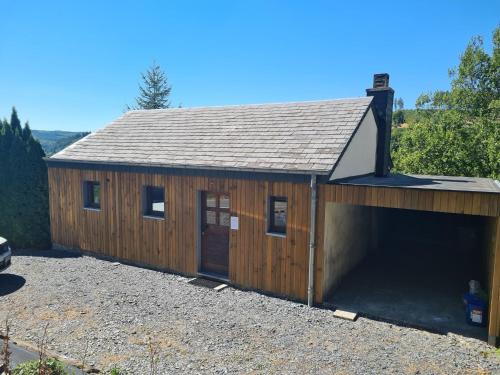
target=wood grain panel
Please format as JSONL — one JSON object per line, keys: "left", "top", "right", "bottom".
{"left": 319, "top": 184, "right": 500, "bottom": 217}
{"left": 48, "top": 167, "right": 311, "bottom": 302}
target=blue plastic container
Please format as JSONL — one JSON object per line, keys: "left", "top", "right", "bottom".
{"left": 463, "top": 293, "right": 487, "bottom": 327}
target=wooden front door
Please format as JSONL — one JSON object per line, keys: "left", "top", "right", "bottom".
{"left": 200, "top": 191, "right": 230, "bottom": 277}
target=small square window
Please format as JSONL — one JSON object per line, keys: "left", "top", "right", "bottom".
{"left": 220, "top": 212, "right": 230, "bottom": 227}
{"left": 220, "top": 195, "right": 230, "bottom": 209}
{"left": 83, "top": 181, "right": 100, "bottom": 209}
{"left": 144, "top": 186, "right": 165, "bottom": 218}
{"left": 268, "top": 196, "right": 287, "bottom": 234}
{"left": 206, "top": 192, "right": 217, "bottom": 208}
{"left": 206, "top": 210, "right": 217, "bottom": 225}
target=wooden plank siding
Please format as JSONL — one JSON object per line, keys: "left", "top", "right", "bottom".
{"left": 318, "top": 184, "right": 500, "bottom": 217}
{"left": 48, "top": 167, "right": 311, "bottom": 302}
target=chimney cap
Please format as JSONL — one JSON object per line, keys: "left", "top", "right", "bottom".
{"left": 373, "top": 73, "right": 390, "bottom": 89}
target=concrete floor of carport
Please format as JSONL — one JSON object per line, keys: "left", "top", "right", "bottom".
{"left": 327, "top": 248, "right": 487, "bottom": 341}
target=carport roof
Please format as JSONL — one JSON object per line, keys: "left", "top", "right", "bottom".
{"left": 337, "top": 173, "right": 500, "bottom": 194}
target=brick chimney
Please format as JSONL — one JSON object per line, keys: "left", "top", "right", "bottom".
{"left": 366, "top": 73, "right": 394, "bottom": 177}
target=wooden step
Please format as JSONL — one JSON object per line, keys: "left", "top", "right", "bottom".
{"left": 333, "top": 309, "right": 358, "bottom": 321}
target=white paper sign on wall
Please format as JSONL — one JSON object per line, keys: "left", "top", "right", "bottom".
{"left": 230, "top": 216, "right": 239, "bottom": 230}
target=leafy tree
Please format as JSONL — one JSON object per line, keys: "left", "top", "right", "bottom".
{"left": 392, "top": 110, "right": 406, "bottom": 126}
{"left": 415, "top": 27, "right": 499, "bottom": 116}
{"left": 392, "top": 26, "right": 500, "bottom": 179}
{"left": 392, "top": 111, "right": 498, "bottom": 178}
{"left": 391, "top": 97, "right": 407, "bottom": 125}
{"left": 132, "top": 62, "right": 172, "bottom": 109}
{"left": 394, "top": 97, "right": 405, "bottom": 111}
{"left": 0, "top": 108, "right": 50, "bottom": 249}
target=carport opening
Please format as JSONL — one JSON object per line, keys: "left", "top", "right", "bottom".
{"left": 323, "top": 203, "right": 492, "bottom": 340}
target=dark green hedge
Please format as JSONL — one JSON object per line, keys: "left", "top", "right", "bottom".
{"left": 0, "top": 108, "right": 51, "bottom": 249}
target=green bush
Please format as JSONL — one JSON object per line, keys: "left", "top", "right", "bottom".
{"left": 13, "top": 358, "right": 67, "bottom": 375}
{"left": 107, "top": 366, "right": 125, "bottom": 375}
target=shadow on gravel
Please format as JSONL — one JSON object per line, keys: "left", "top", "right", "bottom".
{"left": 0, "top": 274, "right": 26, "bottom": 296}
{"left": 13, "top": 248, "right": 82, "bottom": 259}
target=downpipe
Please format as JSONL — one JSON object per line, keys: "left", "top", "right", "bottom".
{"left": 307, "top": 174, "right": 317, "bottom": 307}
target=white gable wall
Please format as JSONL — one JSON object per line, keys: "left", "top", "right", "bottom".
{"left": 329, "top": 108, "right": 377, "bottom": 180}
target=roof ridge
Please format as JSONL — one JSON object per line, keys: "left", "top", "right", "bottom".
{"left": 126, "top": 96, "right": 372, "bottom": 113}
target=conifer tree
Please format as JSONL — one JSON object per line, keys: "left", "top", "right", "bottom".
{"left": 22, "top": 121, "right": 32, "bottom": 141}
{"left": 10, "top": 107, "right": 22, "bottom": 135}
{"left": 0, "top": 108, "right": 50, "bottom": 249}
{"left": 133, "top": 62, "right": 172, "bottom": 109}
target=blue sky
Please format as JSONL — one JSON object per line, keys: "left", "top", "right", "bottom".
{"left": 0, "top": 1, "right": 498, "bottom": 132}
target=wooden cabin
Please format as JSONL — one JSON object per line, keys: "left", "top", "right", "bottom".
{"left": 47, "top": 74, "right": 500, "bottom": 345}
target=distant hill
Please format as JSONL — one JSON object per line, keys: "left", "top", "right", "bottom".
{"left": 31, "top": 130, "right": 90, "bottom": 156}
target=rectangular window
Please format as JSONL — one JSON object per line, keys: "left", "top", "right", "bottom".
{"left": 144, "top": 186, "right": 165, "bottom": 218}
{"left": 83, "top": 181, "right": 100, "bottom": 209}
{"left": 268, "top": 196, "right": 287, "bottom": 234}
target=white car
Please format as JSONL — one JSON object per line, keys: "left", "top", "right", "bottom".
{"left": 0, "top": 237, "right": 11, "bottom": 272}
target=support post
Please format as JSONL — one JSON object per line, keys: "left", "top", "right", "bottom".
{"left": 307, "top": 174, "right": 318, "bottom": 307}
{"left": 488, "top": 218, "right": 500, "bottom": 347}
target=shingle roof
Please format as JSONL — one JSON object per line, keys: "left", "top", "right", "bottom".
{"left": 51, "top": 97, "right": 373, "bottom": 174}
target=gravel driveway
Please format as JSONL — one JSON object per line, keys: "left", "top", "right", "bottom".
{"left": 1, "top": 249, "right": 499, "bottom": 374}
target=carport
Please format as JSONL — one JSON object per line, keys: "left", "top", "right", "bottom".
{"left": 316, "top": 174, "right": 500, "bottom": 345}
